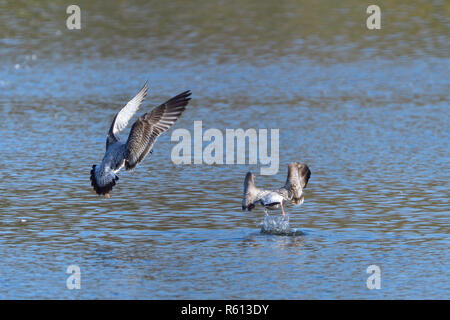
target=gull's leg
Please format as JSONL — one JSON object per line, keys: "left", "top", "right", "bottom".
{"left": 281, "top": 203, "right": 286, "bottom": 217}
{"left": 105, "top": 193, "right": 110, "bottom": 199}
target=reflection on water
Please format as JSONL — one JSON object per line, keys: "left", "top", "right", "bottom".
{"left": 0, "top": 0, "right": 449, "bottom": 299}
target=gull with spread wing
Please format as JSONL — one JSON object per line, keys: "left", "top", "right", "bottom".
{"left": 242, "top": 162, "right": 311, "bottom": 216}
{"left": 90, "top": 82, "right": 191, "bottom": 197}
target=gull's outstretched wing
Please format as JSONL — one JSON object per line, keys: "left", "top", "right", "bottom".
{"left": 242, "top": 172, "right": 264, "bottom": 211}
{"left": 283, "top": 162, "right": 311, "bottom": 204}
{"left": 123, "top": 90, "right": 191, "bottom": 170}
{"left": 107, "top": 82, "right": 149, "bottom": 147}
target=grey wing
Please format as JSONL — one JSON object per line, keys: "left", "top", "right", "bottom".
{"left": 242, "top": 188, "right": 259, "bottom": 211}
{"left": 243, "top": 187, "right": 269, "bottom": 211}
{"left": 296, "top": 163, "right": 311, "bottom": 189}
{"left": 123, "top": 90, "right": 191, "bottom": 170}
{"left": 106, "top": 82, "right": 149, "bottom": 148}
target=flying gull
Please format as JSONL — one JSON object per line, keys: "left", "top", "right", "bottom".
{"left": 242, "top": 162, "right": 311, "bottom": 216}
{"left": 90, "top": 82, "right": 191, "bottom": 197}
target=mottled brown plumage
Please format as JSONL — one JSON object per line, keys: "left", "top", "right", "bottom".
{"left": 242, "top": 162, "right": 311, "bottom": 216}
{"left": 124, "top": 90, "right": 191, "bottom": 170}
{"left": 90, "top": 83, "right": 191, "bottom": 196}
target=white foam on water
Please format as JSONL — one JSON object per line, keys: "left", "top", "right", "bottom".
{"left": 259, "top": 213, "right": 304, "bottom": 236}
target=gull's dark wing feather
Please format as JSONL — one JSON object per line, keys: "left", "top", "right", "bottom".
{"left": 284, "top": 162, "right": 311, "bottom": 204}
{"left": 124, "top": 90, "right": 191, "bottom": 170}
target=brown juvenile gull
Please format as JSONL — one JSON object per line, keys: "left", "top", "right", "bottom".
{"left": 90, "top": 82, "right": 191, "bottom": 197}
{"left": 242, "top": 162, "right": 311, "bottom": 216}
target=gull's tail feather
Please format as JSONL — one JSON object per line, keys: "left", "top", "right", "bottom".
{"left": 90, "top": 165, "right": 119, "bottom": 195}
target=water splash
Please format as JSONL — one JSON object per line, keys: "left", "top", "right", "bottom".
{"left": 260, "top": 212, "right": 304, "bottom": 236}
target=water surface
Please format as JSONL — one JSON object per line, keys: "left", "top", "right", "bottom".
{"left": 0, "top": 0, "right": 449, "bottom": 299}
